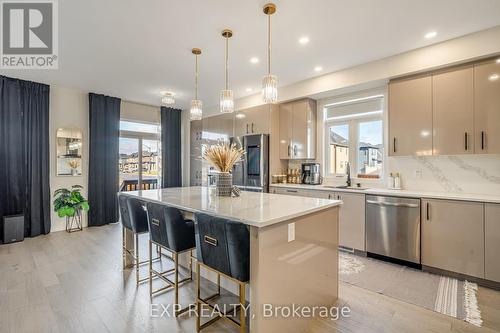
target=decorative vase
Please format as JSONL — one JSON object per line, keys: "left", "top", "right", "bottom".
{"left": 71, "top": 168, "right": 78, "bottom": 176}
{"left": 215, "top": 172, "right": 233, "bottom": 197}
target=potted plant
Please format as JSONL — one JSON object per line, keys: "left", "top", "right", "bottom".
{"left": 203, "top": 142, "right": 245, "bottom": 196}
{"left": 53, "top": 185, "right": 89, "bottom": 232}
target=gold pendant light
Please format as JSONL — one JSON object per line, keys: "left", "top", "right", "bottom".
{"left": 262, "top": 3, "right": 277, "bottom": 103}
{"left": 190, "top": 48, "right": 202, "bottom": 121}
{"left": 220, "top": 29, "right": 234, "bottom": 113}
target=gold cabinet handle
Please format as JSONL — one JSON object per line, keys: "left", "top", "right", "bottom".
{"left": 204, "top": 235, "right": 218, "bottom": 246}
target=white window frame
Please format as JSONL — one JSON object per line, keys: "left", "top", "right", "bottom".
{"left": 322, "top": 89, "right": 386, "bottom": 184}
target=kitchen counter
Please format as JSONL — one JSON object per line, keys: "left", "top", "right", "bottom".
{"left": 270, "top": 183, "right": 500, "bottom": 204}
{"left": 120, "top": 186, "right": 341, "bottom": 228}
{"left": 119, "top": 186, "right": 340, "bottom": 333}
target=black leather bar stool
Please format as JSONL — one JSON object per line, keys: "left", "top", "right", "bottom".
{"left": 146, "top": 202, "right": 196, "bottom": 317}
{"left": 118, "top": 195, "right": 160, "bottom": 286}
{"left": 194, "top": 213, "right": 250, "bottom": 333}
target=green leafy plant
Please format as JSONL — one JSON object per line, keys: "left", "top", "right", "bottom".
{"left": 53, "top": 185, "right": 90, "bottom": 218}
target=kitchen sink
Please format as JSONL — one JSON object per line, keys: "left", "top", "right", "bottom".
{"left": 322, "top": 185, "right": 368, "bottom": 191}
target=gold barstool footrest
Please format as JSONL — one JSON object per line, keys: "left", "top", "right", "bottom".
{"left": 149, "top": 240, "right": 199, "bottom": 317}
{"left": 195, "top": 261, "right": 247, "bottom": 333}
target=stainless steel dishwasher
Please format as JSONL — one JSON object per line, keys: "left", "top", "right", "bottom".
{"left": 366, "top": 195, "right": 421, "bottom": 264}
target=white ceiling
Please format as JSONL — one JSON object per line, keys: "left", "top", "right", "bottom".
{"left": 2, "top": 0, "right": 500, "bottom": 109}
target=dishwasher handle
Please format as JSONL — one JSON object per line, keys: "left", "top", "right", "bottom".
{"left": 366, "top": 200, "right": 419, "bottom": 208}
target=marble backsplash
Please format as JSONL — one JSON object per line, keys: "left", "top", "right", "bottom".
{"left": 386, "top": 155, "right": 500, "bottom": 195}
{"left": 285, "top": 155, "right": 500, "bottom": 196}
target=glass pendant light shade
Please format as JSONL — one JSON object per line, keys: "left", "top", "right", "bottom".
{"left": 190, "top": 99, "right": 202, "bottom": 121}
{"left": 262, "top": 3, "right": 278, "bottom": 104}
{"left": 161, "top": 93, "right": 175, "bottom": 105}
{"left": 190, "top": 48, "right": 203, "bottom": 121}
{"left": 220, "top": 89, "right": 234, "bottom": 113}
{"left": 220, "top": 29, "right": 234, "bottom": 114}
{"left": 262, "top": 74, "right": 277, "bottom": 103}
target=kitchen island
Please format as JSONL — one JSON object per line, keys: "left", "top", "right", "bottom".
{"left": 120, "top": 186, "right": 341, "bottom": 333}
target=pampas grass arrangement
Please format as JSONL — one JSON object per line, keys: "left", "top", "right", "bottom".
{"left": 203, "top": 142, "right": 245, "bottom": 173}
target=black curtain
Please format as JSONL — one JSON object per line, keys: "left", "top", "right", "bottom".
{"left": 161, "top": 107, "right": 182, "bottom": 188}
{"left": 88, "top": 93, "right": 120, "bottom": 226}
{"left": 0, "top": 76, "right": 50, "bottom": 238}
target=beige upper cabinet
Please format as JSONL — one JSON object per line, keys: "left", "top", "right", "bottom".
{"left": 389, "top": 76, "right": 433, "bottom": 156}
{"left": 421, "top": 199, "right": 484, "bottom": 278}
{"left": 474, "top": 60, "right": 500, "bottom": 154}
{"left": 432, "top": 66, "right": 474, "bottom": 155}
{"left": 279, "top": 102, "right": 293, "bottom": 159}
{"left": 234, "top": 104, "right": 271, "bottom": 137}
{"left": 204, "top": 113, "right": 233, "bottom": 141}
{"left": 279, "top": 99, "right": 316, "bottom": 159}
{"left": 485, "top": 203, "right": 500, "bottom": 283}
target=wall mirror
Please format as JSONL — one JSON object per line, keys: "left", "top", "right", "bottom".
{"left": 56, "top": 128, "right": 83, "bottom": 176}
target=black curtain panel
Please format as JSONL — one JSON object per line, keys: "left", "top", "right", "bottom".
{"left": 161, "top": 107, "right": 182, "bottom": 188}
{"left": 0, "top": 76, "right": 51, "bottom": 238}
{"left": 88, "top": 93, "right": 121, "bottom": 226}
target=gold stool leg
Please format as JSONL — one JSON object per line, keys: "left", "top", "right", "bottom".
{"left": 149, "top": 240, "right": 153, "bottom": 299}
{"left": 135, "top": 233, "right": 140, "bottom": 287}
{"left": 196, "top": 262, "right": 201, "bottom": 332}
{"left": 122, "top": 226, "right": 125, "bottom": 269}
{"left": 190, "top": 250, "right": 194, "bottom": 280}
{"left": 217, "top": 273, "right": 221, "bottom": 295}
{"left": 239, "top": 282, "right": 246, "bottom": 333}
{"left": 174, "top": 252, "right": 179, "bottom": 316}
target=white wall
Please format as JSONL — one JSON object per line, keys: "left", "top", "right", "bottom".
{"left": 49, "top": 86, "right": 89, "bottom": 232}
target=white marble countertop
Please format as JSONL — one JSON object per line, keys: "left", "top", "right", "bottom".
{"left": 270, "top": 183, "right": 500, "bottom": 204}
{"left": 120, "top": 186, "right": 341, "bottom": 228}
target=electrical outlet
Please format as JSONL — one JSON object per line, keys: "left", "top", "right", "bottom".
{"left": 414, "top": 169, "right": 423, "bottom": 179}
{"left": 288, "top": 223, "right": 295, "bottom": 242}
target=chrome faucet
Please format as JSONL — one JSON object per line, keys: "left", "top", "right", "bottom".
{"left": 346, "top": 162, "right": 351, "bottom": 187}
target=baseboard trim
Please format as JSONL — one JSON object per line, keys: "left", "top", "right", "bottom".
{"left": 423, "top": 265, "right": 500, "bottom": 291}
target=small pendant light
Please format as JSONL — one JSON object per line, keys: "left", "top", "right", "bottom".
{"left": 262, "top": 3, "right": 277, "bottom": 103}
{"left": 161, "top": 92, "right": 175, "bottom": 105}
{"left": 190, "top": 48, "right": 202, "bottom": 121}
{"left": 220, "top": 29, "right": 234, "bottom": 113}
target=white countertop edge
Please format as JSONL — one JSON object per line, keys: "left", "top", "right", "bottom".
{"left": 119, "top": 191, "right": 342, "bottom": 228}
{"left": 270, "top": 183, "right": 500, "bottom": 204}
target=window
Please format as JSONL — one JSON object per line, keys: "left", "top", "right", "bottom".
{"left": 325, "top": 94, "right": 384, "bottom": 179}
{"left": 328, "top": 124, "right": 349, "bottom": 175}
{"left": 119, "top": 120, "right": 161, "bottom": 191}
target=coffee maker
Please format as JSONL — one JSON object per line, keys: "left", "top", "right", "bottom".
{"left": 301, "top": 163, "right": 322, "bottom": 185}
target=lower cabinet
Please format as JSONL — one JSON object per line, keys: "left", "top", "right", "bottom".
{"left": 270, "top": 187, "right": 365, "bottom": 251}
{"left": 485, "top": 203, "right": 500, "bottom": 283}
{"left": 421, "top": 199, "right": 484, "bottom": 278}
{"left": 270, "top": 186, "right": 331, "bottom": 199}
{"left": 333, "top": 192, "right": 365, "bottom": 251}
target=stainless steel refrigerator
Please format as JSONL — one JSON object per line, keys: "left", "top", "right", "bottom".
{"left": 230, "top": 134, "right": 269, "bottom": 193}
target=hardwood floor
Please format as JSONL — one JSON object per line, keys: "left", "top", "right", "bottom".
{"left": 0, "top": 223, "right": 499, "bottom": 333}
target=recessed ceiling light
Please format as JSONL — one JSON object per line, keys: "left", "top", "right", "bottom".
{"left": 245, "top": 88, "right": 253, "bottom": 92}
{"left": 489, "top": 73, "right": 499, "bottom": 81}
{"left": 425, "top": 31, "right": 437, "bottom": 39}
{"left": 299, "top": 36, "right": 309, "bottom": 45}
{"left": 314, "top": 66, "right": 323, "bottom": 72}
{"left": 496, "top": 58, "right": 500, "bottom": 64}
{"left": 250, "top": 57, "right": 259, "bottom": 64}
